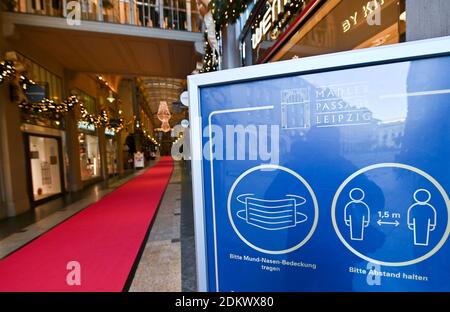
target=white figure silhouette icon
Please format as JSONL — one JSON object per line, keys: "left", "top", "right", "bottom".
{"left": 344, "top": 188, "right": 370, "bottom": 241}
{"left": 407, "top": 189, "right": 437, "bottom": 246}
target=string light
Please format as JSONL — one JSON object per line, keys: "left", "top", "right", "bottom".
{"left": 137, "top": 123, "right": 160, "bottom": 146}
{"left": 18, "top": 96, "right": 78, "bottom": 116}
{"left": 79, "top": 101, "right": 125, "bottom": 132}
{"left": 0, "top": 60, "right": 16, "bottom": 84}
{"left": 201, "top": 0, "right": 253, "bottom": 73}
{"left": 1, "top": 59, "right": 128, "bottom": 131}
{"left": 17, "top": 75, "right": 77, "bottom": 119}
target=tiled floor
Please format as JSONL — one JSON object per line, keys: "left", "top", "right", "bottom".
{"left": 129, "top": 164, "right": 182, "bottom": 291}
{"left": 0, "top": 168, "right": 149, "bottom": 259}
{"left": 0, "top": 159, "right": 197, "bottom": 292}
{"left": 180, "top": 161, "right": 197, "bottom": 292}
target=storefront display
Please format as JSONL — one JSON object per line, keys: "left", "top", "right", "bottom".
{"left": 241, "top": 0, "right": 406, "bottom": 65}
{"left": 27, "top": 135, "right": 63, "bottom": 202}
{"left": 79, "top": 133, "right": 101, "bottom": 180}
{"left": 106, "top": 136, "right": 118, "bottom": 175}
{"left": 16, "top": 54, "right": 67, "bottom": 205}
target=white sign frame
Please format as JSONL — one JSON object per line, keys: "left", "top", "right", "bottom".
{"left": 187, "top": 36, "right": 450, "bottom": 292}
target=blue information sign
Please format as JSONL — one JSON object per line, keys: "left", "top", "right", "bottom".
{"left": 24, "top": 83, "right": 47, "bottom": 103}
{"left": 188, "top": 37, "right": 450, "bottom": 291}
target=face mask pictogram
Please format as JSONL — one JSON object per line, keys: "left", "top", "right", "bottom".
{"left": 236, "top": 194, "right": 308, "bottom": 230}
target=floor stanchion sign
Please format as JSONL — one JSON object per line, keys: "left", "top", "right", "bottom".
{"left": 188, "top": 36, "right": 450, "bottom": 291}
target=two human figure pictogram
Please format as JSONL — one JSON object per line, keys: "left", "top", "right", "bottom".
{"left": 344, "top": 188, "right": 436, "bottom": 246}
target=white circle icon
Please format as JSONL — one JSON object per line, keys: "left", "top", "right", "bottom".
{"left": 180, "top": 91, "right": 189, "bottom": 106}
{"left": 181, "top": 119, "right": 189, "bottom": 128}
{"left": 332, "top": 163, "right": 450, "bottom": 266}
{"left": 228, "top": 164, "right": 319, "bottom": 254}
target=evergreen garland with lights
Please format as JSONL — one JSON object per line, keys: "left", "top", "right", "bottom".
{"left": 2, "top": 61, "right": 77, "bottom": 119}
{"left": 68, "top": 96, "right": 126, "bottom": 132}
{"left": 210, "top": 0, "right": 253, "bottom": 27}
{"left": 200, "top": 32, "right": 218, "bottom": 73}
{"left": 17, "top": 75, "right": 77, "bottom": 120}
{"left": 1, "top": 59, "right": 125, "bottom": 132}
{"left": 200, "top": 0, "right": 309, "bottom": 72}
{"left": 79, "top": 101, "right": 125, "bottom": 133}
{"left": 18, "top": 95, "right": 78, "bottom": 119}
{"left": 200, "top": 0, "right": 252, "bottom": 72}
{"left": 0, "top": 60, "right": 16, "bottom": 83}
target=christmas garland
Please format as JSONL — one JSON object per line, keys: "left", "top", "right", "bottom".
{"left": 18, "top": 96, "right": 78, "bottom": 118}
{"left": 1, "top": 59, "right": 125, "bottom": 132}
{"left": 201, "top": 0, "right": 307, "bottom": 72}
{"left": 79, "top": 102, "right": 125, "bottom": 133}
{"left": 17, "top": 76, "right": 77, "bottom": 116}
{"left": 0, "top": 60, "right": 16, "bottom": 83}
{"left": 210, "top": 0, "right": 253, "bottom": 28}
{"left": 200, "top": 0, "right": 252, "bottom": 72}
{"left": 2, "top": 62, "right": 77, "bottom": 119}
{"left": 200, "top": 32, "right": 218, "bottom": 73}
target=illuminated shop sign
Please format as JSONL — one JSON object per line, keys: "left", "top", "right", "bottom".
{"left": 252, "top": 0, "right": 290, "bottom": 49}
{"left": 78, "top": 121, "right": 95, "bottom": 132}
{"left": 105, "top": 128, "right": 115, "bottom": 136}
{"left": 78, "top": 121, "right": 115, "bottom": 136}
{"left": 24, "top": 83, "right": 47, "bottom": 103}
{"left": 342, "top": 0, "right": 386, "bottom": 33}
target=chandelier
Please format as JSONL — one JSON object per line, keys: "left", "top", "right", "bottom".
{"left": 157, "top": 100, "right": 171, "bottom": 132}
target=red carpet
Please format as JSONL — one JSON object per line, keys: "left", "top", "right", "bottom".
{"left": 0, "top": 157, "right": 173, "bottom": 292}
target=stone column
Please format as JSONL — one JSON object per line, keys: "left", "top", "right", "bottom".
{"left": 98, "top": 126, "right": 108, "bottom": 179}
{"left": 63, "top": 69, "right": 83, "bottom": 192}
{"left": 0, "top": 22, "right": 30, "bottom": 218}
{"left": 406, "top": 0, "right": 450, "bottom": 41}
{"left": 116, "top": 130, "right": 124, "bottom": 176}
{"left": 186, "top": 0, "right": 192, "bottom": 31}
{"left": 221, "top": 23, "right": 240, "bottom": 69}
{"left": 0, "top": 82, "right": 30, "bottom": 217}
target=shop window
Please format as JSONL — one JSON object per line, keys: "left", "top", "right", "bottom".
{"left": 79, "top": 133, "right": 101, "bottom": 180}
{"left": 244, "top": 0, "right": 406, "bottom": 64}
{"left": 106, "top": 138, "right": 118, "bottom": 175}
{"left": 242, "top": 0, "right": 313, "bottom": 64}
{"left": 28, "top": 135, "right": 63, "bottom": 202}
{"left": 275, "top": 0, "right": 406, "bottom": 61}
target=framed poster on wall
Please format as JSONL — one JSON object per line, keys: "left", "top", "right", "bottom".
{"left": 188, "top": 36, "right": 450, "bottom": 291}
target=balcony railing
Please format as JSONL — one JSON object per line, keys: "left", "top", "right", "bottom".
{"left": 2, "top": 0, "right": 202, "bottom": 32}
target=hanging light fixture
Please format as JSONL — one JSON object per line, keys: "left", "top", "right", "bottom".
{"left": 107, "top": 90, "right": 115, "bottom": 103}
{"left": 157, "top": 100, "right": 172, "bottom": 132}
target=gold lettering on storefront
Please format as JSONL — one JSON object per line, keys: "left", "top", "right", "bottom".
{"left": 252, "top": 0, "right": 289, "bottom": 49}
{"left": 342, "top": 0, "right": 385, "bottom": 33}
